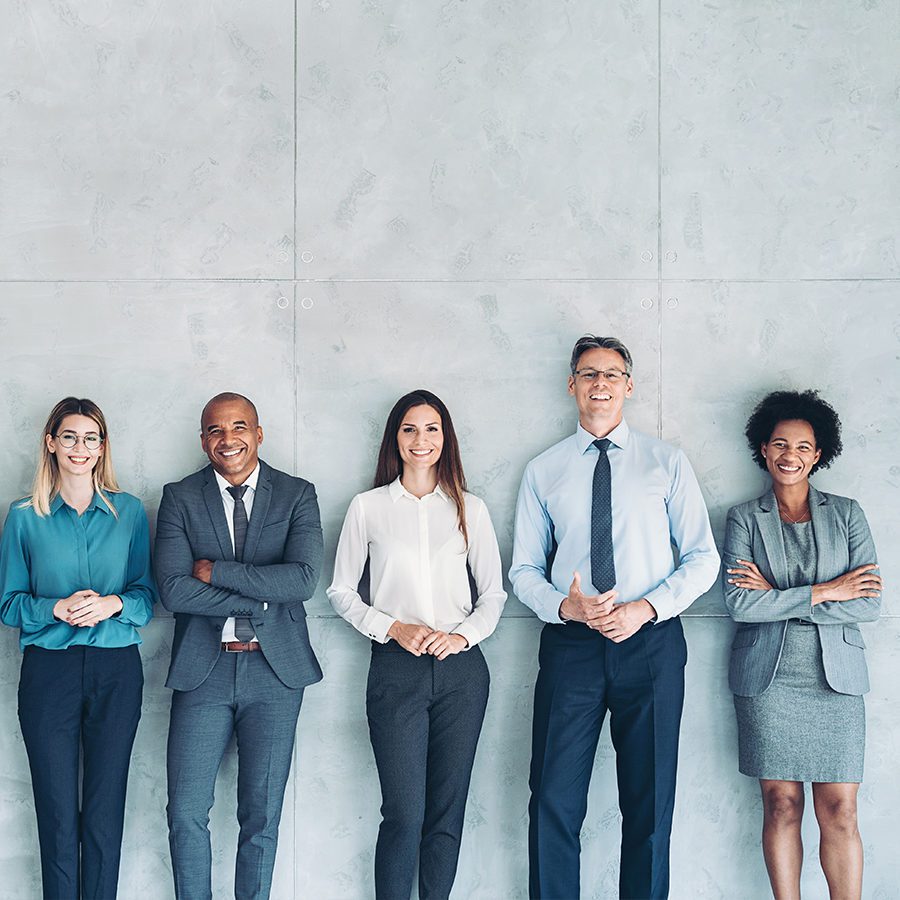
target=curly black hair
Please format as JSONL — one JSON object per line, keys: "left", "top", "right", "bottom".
{"left": 744, "top": 389, "right": 842, "bottom": 474}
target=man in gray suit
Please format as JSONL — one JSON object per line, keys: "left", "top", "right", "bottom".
{"left": 155, "top": 392, "right": 323, "bottom": 900}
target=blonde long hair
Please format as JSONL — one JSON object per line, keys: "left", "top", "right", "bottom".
{"left": 24, "top": 397, "right": 120, "bottom": 517}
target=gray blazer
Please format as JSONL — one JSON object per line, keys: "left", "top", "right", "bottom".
{"left": 155, "top": 460, "right": 324, "bottom": 691}
{"left": 722, "top": 486, "right": 880, "bottom": 697}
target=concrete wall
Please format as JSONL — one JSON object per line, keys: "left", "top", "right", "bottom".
{"left": 1, "top": 1, "right": 898, "bottom": 897}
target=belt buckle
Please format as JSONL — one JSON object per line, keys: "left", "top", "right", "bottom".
{"left": 224, "top": 642, "right": 243, "bottom": 653}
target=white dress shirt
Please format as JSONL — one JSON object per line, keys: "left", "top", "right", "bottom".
{"left": 510, "top": 419, "right": 720, "bottom": 624}
{"left": 327, "top": 478, "right": 507, "bottom": 648}
{"left": 213, "top": 464, "right": 261, "bottom": 642}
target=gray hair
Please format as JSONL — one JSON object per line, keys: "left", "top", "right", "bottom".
{"left": 569, "top": 335, "right": 633, "bottom": 376}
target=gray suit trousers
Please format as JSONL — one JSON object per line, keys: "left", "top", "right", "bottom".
{"left": 166, "top": 651, "right": 304, "bottom": 900}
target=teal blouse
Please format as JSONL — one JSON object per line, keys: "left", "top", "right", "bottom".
{"left": 0, "top": 491, "right": 156, "bottom": 650}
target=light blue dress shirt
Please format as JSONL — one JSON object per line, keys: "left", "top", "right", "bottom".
{"left": 0, "top": 491, "right": 156, "bottom": 650}
{"left": 510, "top": 419, "right": 720, "bottom": 624}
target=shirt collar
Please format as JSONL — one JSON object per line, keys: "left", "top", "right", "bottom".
{"left": 388, "top": 476, "right": 450, "bottom": 503}
{"left": 576, "top": 418, "right": 630, "bottom": 454}
{"left": 49, "top": 490, "right": 113, "bottom": 516}
{"left": 214, "top": 463, "right": 260, "bottom": 498}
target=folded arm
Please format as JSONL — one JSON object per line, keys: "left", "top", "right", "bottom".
{"left": 210, "top": 482, "right": 324, "bottom": 604}
{"left": 154, "top": 485, "right": 265, "bottom": 617}
{"left": 809, "top": 500, "right": 881, "bottom": 624}
{"left": 724, "top": 511, "right": 816, "bottom": 621}
{"left": 723, "top": 501, "right": 881, "bottom": 624}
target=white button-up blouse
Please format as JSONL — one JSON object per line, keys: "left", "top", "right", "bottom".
{"left": 327, "top": 478, "right": 507, "bottom": 648}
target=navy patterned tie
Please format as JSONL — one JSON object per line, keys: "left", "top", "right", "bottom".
{"left": 227, "top": 484, "right": 254, "bottom": 642}
{"left": 590, "top": 438, "right": 616, "bottom": 593}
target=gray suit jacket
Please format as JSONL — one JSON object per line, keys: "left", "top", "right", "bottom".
{"left": 722, "top": 486, "right": 880, "bottom": 697}
{"left": 155, "top": 460, "right": 324, "bottom": 691}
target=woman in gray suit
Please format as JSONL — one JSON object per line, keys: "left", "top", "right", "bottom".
{"left": 723, "top": 390, "right": 881, "bottom": 900}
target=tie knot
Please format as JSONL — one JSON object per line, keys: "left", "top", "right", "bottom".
{"left": 593, "top": 438, "right": 612, "bottom": 453}
{"left": 227, "top": 484, "right": 248, "bottom": 501}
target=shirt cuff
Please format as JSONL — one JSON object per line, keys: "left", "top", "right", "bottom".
{"left": 363, "top": 608, "right": 396, "bottom": 644}
{"left": 546, "top": 591, "right": 568, "bottom": 624}
{"left": 643, "top": 585, "right": 675, "bottom": 622}
{"left": 451, "top": 621, "right": 481, "bottom": 649}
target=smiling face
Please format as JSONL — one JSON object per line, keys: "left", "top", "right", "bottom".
{"left": 567, "top": 346, "right": 634, "bottom": 436}
{"left": 761, "top": 419, "right": 822, "bottom": 487}
{"left": 46, "top": 413, "right": 104, "bottom": 480}
{"left": 200, "top": 397, "right": 263, "bottom": 485}
{"left": 396, "top": 404, "right": 444, "bottom": 475}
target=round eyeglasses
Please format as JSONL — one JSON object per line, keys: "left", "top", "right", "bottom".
{"left": 53, "top": 432, "right": 104, "bottom": 451}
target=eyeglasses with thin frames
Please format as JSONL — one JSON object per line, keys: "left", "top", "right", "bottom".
{"left": 573, "top": 368, "right": 630, "bottom": 384}
{"left": 53, "top": 432, "right": 104, "bottom": 451}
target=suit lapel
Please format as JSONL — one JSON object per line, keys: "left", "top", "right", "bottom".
{"left": 807, "top": 485, "right": 833, "bottom": 584}
{"left": 202, "top": 469, "right": 235, "bottom": 561}
{"left": 243, "top": 461, "right": 272, "bottom": 563}
{"left": 754, "top": 490, "right": 789, "bottom": 589}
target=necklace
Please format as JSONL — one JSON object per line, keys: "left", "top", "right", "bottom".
{"left": 778, "top": 502, "right": 810, "bottom": 524}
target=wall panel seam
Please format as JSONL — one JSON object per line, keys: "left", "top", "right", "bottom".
{"left": 657, "top": 0, "right": 663, "bottom": 441}
{"left": 8, "top": 277, "right": 898, "bottom": 285}
{"left": 292, "top": 0, "right": 300, "bottom": 894}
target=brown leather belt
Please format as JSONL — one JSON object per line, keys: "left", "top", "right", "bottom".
{"left": 222, "top": 641, "right": 261, "bottom": 653}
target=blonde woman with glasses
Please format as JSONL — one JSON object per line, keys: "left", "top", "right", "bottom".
{"left": 0, "top": 397, "right": 156, "bottom": 900}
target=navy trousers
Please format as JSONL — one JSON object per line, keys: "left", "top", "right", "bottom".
{"left": 529, "top": 618, "right": 686, "bottom": 900}
{"left": 18, "top": 644, "right": 144, "bottom": 900}
{"left": 166, "top": 649, "right": 304, "bottom": 900}
{"left": 366, "top": 641, "right": 490, "bottom": 900}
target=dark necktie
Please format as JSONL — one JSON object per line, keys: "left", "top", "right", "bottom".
{"left": 227, "top": 484, "right": 254, "bottom": 642}
{"left": 591, "top": 438, "right": 617, "bottom": 593}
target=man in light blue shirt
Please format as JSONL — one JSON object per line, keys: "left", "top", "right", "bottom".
{"left": 510, "top": 334, "right": 719, "bottom": 900}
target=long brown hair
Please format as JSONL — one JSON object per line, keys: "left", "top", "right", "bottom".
{"left": 23, "top": 397, "right": 120, "bottom": 517}
{"left": 374, "top": 390, "right": 469, "bottom": 546}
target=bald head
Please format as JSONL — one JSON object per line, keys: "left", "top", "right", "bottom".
{"left": 200, "top": 393, "right": 263, "bottom": 486}
{"left": 201, "top": 392, "right": 259, "bottom": 431}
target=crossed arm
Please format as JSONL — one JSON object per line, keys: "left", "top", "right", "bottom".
{"left": 154, "top": 482, "right": 323, "bottom": 617}
{"left": 723, "top": 501, "right": 881, "bottom": 625}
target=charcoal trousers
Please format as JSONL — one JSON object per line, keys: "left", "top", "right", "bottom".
{"left": 366, "top": 641, "right": 490, "bottom": 900}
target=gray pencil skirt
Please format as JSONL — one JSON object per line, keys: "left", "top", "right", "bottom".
{"left": 734, "top": 621, "right": 865, "bottom": 783}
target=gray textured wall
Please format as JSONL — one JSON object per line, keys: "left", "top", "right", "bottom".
{"left": 1, "top": 1, "right": 898, "bottom": 898}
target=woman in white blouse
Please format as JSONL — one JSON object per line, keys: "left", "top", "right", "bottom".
{"left": 327, "top": 389, "right": 506, "bottom": 900}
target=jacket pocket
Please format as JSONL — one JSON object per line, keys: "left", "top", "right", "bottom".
{"left": 731, "top": 624, "right": 760, "bottom": 649}
{"left": 843, "top": 625, "right": 866, "bottom": 649}
{"left": 261, "top": 519, "right": 289, "bottom": 531}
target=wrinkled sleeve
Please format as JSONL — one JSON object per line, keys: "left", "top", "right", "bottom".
{"left": 643, "top": 450, "right": 720, "bottom": 621}
{"left": 452, "top": 499, "right": 507, "bottom": 647}
{"left": 509, "top": 464, "right": 567, "bottom": 624}
{"left": 327, "top": 494, "right": 395, "bottom": 643}
{"left": 0, "top": 506, "right": 58, "bottom": 631}
{"left": 114, "top": 503, "right": 157, "bottom": 627}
